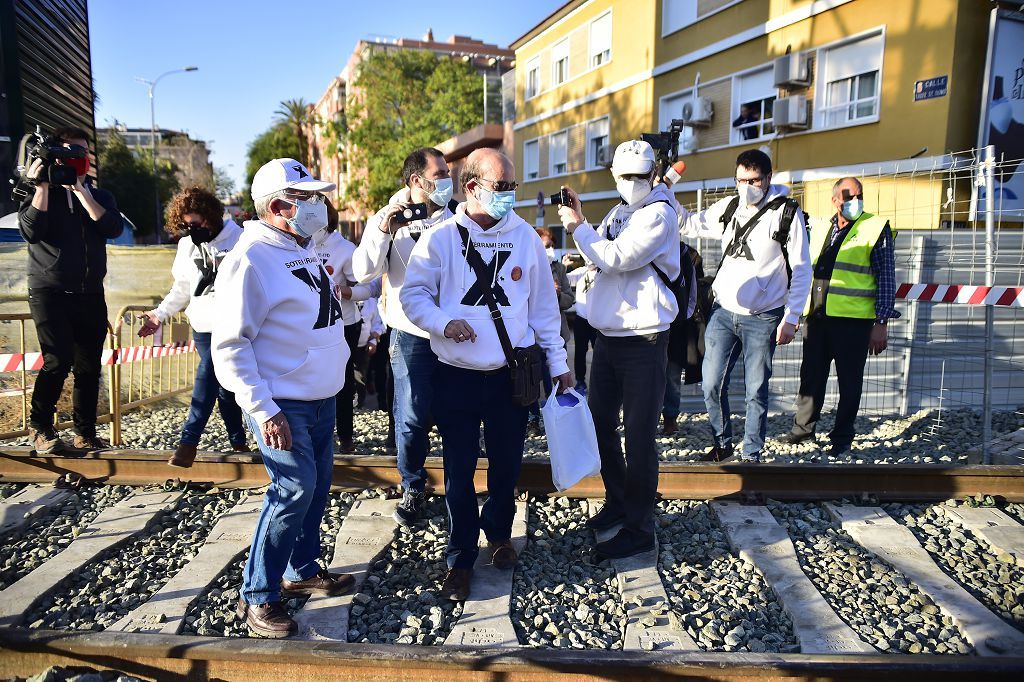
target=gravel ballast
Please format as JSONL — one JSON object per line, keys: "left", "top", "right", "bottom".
{"left": 181, "top": 490, "right": 353, "bottom": 637}
{"left": 0, "top": 484, "right": 133, "bottom": 591}
{"left": 884, "top": 502, "right": 1024, "bottom": 632}
{"left": 657, "top": 500, "right": 797, "bottom": 652}
{"left": 0, "top": 482, "right": 25, "bottom": 500}
{"left": 347, "top": 494, "right": 459, "bottom": 645}
{"left": 768, "top": 500, "right": 974, "bottom": 655}
{"left": 24, "top": 486, "right": 243, "bottom": 631}
{"left": 511, "top": 497, "right": 624, "bottom": 649}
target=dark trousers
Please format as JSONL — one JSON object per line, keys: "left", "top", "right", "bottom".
{"left": 432, "top": 362, "right": 528, "bottom": 570}
{"left": 181, "top": 331, "right": 246, "bottom": 446}
{"left": 28, "top": 289, "right": 108, "bottom": 436}
{"left": 588, "top": 331, "right": 668, "bottom": 537}
{"left": 792, "top": 316, "right": 874, "bottom": 447}
{"left": 335, "top": 321, "right": 362, "bottom": 444}
{"left": 573, "top": 315, "right": 596, "bottom": 385}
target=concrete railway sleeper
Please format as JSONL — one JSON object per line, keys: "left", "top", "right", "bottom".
{"left": 1, "top": 477, "right": 1024, "bottom": 680}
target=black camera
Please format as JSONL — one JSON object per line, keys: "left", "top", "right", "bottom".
{"left": 392, "top": 202, "right": 428, "bottom": 225}
{"left": 11, "top": 126, "right": 86, "bottom": 200}
{"left": 641, "top": 118, "right": 685, "bottom": 177}
{"left": 550, "top": 188, "right": 571, "bottom": 207}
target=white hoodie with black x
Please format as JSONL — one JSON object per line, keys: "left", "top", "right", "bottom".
{"left": 571, "top": 182, "right": 681, "bottom": 337}
{"left": 351, "top": 188, "right": 457, "bottom": 338}
{"left": 212, "top": 220, "right": 348, "bottom": 425}
{"left": 400, "top": 207, "right": 569, "bottom": 379}
{"left": 680, "top": 184, "right": 811, "bottom": 326}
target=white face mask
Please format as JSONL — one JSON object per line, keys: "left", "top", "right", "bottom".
{"left": 840, "top": 198, "right": 863, "bottom": 221}
{"left": 738, "top": 183, "right": 765, "bottom": 206}
{"left": 280, "top": 197, "right": 328, "bottom": 238}
{"left": 545, "top": 246, "right": 556, "bottom": 261}
{"left": 423, "top": 176, "right": 453, "bottom": 208}
{"left": 616, "top": 177, "right": 652, "bottom": 205}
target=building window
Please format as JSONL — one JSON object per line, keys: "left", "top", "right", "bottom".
{"left": 524, "top": 139, "right": 540, "bottom": 180}
{"left": 589, "top": 12, "right": 612, "bottom": 68}
{"left": 586, "top": 117, "right": 610, "bottom": 169}
{"left": 662, "top": 0, "right": 698, "bottom": 35}
{"left": 525, "top": 57, "right": 540, "bottom": 99}
{"left": 552, "top": 39, "right": 569, "bottom": 87}
{"left": 550, "top": 131, "right": 568, "bottom": 176}
{"left": 819, "top": 32, "right": 883, "bottom": 128}
{"left": 732, "top": 67, "right": 776, "bottom": 143}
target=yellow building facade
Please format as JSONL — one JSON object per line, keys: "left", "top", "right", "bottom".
{"left": 510, "top": 0, "right": 990, "bottom": 248}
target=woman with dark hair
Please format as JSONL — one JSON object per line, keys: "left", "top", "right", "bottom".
{"left": 138, "top": 186, "right": 249, "bottom": 467}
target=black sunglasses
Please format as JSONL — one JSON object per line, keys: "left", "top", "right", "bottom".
{"left": 180, "top": 220, "right": 204, "bottom": 230}
{"left": 478, "top": 178, "right": 519, "bottom": 192}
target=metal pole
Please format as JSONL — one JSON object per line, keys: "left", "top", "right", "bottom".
{"left": 982, "top": 145, "right": 995, "bottom": 464}
{"left": 482, "top": 72, "right": 488, "bottom": 124}
{"left": 149, "top": 84, "right": 160, "bottom": 244}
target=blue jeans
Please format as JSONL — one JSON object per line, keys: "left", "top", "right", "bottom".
{"left": 241, "top": 397, "right": 335, "bottom": 605}
{"left": 701, "top": 305, "right": 784, "bottom": 457}
{"left": 390, "top": 331, "right": 437, "bottom": 493}
{"left": 432, "top": 363, "right": 528, "bottom": 570}
{"left": 181, "top": 331, "right": 246, "bottom": 446}
{"left": 663, "top": 356, "right": 684, "bottom": 419}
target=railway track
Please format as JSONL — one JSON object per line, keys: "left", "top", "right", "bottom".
{"left": 0, "top": 451, "right": 1022, "bottom": 680}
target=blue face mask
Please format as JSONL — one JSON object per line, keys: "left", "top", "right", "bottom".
{"left": 425, "top": 177, "right": 454, "bottom": 208}
{"left": 840, "top": 198, "right": 863, "bottom": 221}
{"left": 477, "top": 186, "right": 516, "bottom": 220}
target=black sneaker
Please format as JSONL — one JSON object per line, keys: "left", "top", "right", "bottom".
{"left": 594, "top": 528, "right": 656, "bottom": 560}
{"left": 698, "top": 442, "right": 734, "bottom": 462}
{"left": 777, "top": 431, "right": 814, "bottom": 445}
{"left": 827, "top": 442, "right": 852, "bottom": 458}
{"left": 740, "top": 452, "right": 762, "bottom": 463}
{"left": 586, "top": 505, "right": 625, "bottom": 531}
{"left": 393, "top": 490, "right": 425, "bottom": 527}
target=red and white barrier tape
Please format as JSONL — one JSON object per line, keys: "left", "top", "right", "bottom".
{"left": 0, "top": 341, "right": 196, "bottom": 374}
{"left": 896, "top": 283, "right": 1023, "bottom": 307}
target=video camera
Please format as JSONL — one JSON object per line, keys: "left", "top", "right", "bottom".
{"left": 11, "top": 126, "right": 87, "bottom": 200}
{"left": 641, "top": 118, "right": 685, "bottom": 178}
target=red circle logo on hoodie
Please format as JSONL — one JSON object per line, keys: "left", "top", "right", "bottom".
{"left": 325, "top": 265, "right": 335, "bottom": 275}
{"left": 511, "top": 266, "right": 522, "bottom": 281}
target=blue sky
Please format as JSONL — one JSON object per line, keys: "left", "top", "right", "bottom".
{"left": 89, "top": 0, "right": 566, "bottom": 190}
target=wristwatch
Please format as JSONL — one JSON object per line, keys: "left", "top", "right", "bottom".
{"left": 875, "top": 318, "right": 888, "bottom": 326}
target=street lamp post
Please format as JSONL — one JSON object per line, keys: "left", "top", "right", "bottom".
{"left": 135, "top": 66, "right": 198, "bottom": 243}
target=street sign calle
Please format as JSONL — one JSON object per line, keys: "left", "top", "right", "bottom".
{"left": 914, "top": 76, "right": 948, "bottom": 101}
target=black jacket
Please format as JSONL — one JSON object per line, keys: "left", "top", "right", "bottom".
{"left": 18, "top": 182, "right": 123, "bottom": 293}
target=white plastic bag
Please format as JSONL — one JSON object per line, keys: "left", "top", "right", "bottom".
{"left": 541, "top": 387, "right": 601, "bottom": 491}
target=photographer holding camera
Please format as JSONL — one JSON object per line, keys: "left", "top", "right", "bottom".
{"left": 558, "top": 139, "right": 680, "bottom": 561}
{"left": 17, "top": 126, "right": 123, "bottom": 454}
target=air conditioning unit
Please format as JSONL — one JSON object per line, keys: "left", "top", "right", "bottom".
{"left": 681, "top": 97, "right": 713, "bottom": 127}
{"left": 595, "top": 145, "right": 611, "bottom": 167}
{"left": 773, "top": 52, "right": 811, "bottom": 88}
{"left": 774, "top": 95, "right": 809, "bottom": 129}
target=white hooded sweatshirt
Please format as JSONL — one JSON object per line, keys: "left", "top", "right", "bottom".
{"left": 313, "top": 229, "right": 378, "bottom": 325}
{"left": 351, "top": 188, "right": 457, "bottom": 338}
{"left": 571, "top": 182, "right": 681, "bottom": 336}
{"left": 680, "top": 184, "right": 811, "bottom": 326}
{"left": 153, "top": 219, "right": 243, "bottom": 333}
{"left": 212, "top": 220, "right": 348, "bottom": 424}
{"left": 400, "top": 207, "right": 569, "bottom": 379}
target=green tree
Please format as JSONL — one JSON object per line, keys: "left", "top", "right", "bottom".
{"left": 213, "top": 166, "right": 236, "bottom": 201}
{"left": 346, "top": 50, "right": 484, "bottom": 212}
{"left": 274, "top": 98, "right": 312, "bottom": 166}
{"left": 97, "top": 128, "right": 178, "bottom": 236}
{"left": 241, "top": 121, "right": 303, "bottom": 212}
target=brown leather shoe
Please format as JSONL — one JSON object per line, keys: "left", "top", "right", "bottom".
{"left": 71, "top": 434, "right": 108, "bottom": 450}
{"left": 661, "top": 415, "right": 678, "bottom": 436}
{"left": 30, "top": 427, "right": 66, "bottom": 454}
{"left": 168, "top": 443, "right": 198, "bottom": 468}
{"left": 488, "top": 540, "right": 518, "bottom": 570}
{"left": 281, "top": 569, "right": 355, "bottom": 597}
{"left": 236, "top": 597, "right": 296, "bottom": 638}
{"left": 698, "top": 442, "right": 734, "bottom": 463}
{"left": 440, "top": 568, "right": 472, "bottom": 601}
{"left": 231, "top": 443, "right": 251, "bottom": 453}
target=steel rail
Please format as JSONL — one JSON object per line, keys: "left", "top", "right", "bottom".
{"left": 1, "top": 447, "right": 1022, "bottom": 500}
{"left": 1, "top": 629, "right": 1022, "bottom": 682}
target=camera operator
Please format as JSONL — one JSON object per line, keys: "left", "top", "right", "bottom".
{"left": 558, "top": 139, "right": 680, "bottom": 561}
{"left": 18, "top": 126, "right": 123, "bottom": 454}
{"left": 351, "top": 147, "right": 458, "bottom": 527}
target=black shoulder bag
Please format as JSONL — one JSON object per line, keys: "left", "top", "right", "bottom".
{"left": 457, "top": 226, "right": 545, "bottom": 406}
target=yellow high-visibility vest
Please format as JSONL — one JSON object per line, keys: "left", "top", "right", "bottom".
{"left": 805, "top": 212, "right": 890, "bottom": 319}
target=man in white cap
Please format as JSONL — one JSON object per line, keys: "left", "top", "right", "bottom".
{"left": 558, "top": 140, "right": 680, "bottom": 560}
{"left": 212, "top": 158, "right": 354, "bottom": 638}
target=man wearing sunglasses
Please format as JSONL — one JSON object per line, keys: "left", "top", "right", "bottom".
{"left": 681, "top": 149, "right": 812, "bottom": 464}
{"left": 778, "top": 176, "right": 898, "bottom": 458}
{"left": 212, "top": 158, "right": 354, "bottom": 638}
{"left": 18, "top": 126, "right": 123, "bottom": 455}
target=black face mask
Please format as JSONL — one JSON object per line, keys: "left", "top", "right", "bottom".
{"left": 188, "top": 224, "right": 214, "bottom": 244}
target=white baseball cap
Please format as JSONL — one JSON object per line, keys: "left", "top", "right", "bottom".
{"left": 611, "top": 140, "right": 656, "bottom": 176}
{"left": 250, "top": 158, "right": 336, "bottom": 200}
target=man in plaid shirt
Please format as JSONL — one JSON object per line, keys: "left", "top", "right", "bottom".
{"left": 779, "top": 176, "right": 899, "bottom": 457}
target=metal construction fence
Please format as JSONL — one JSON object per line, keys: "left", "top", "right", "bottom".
{"left": 675, "top": 146, "right": 1023, "bottom": 462}
{"left": 0, "top": 305, "right": 197, "bottom": 445}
